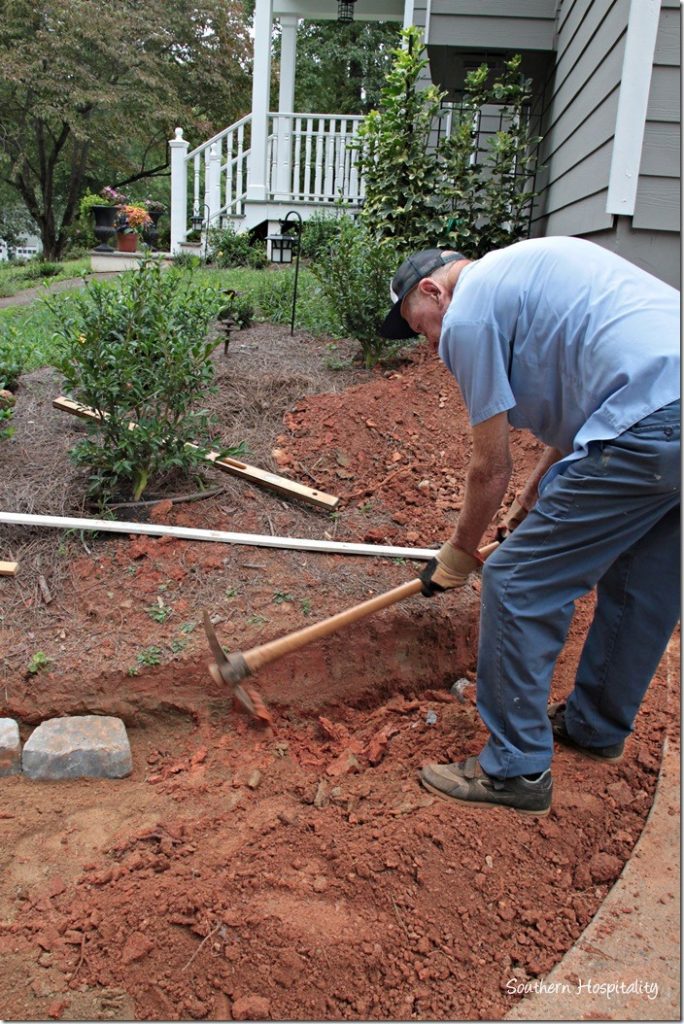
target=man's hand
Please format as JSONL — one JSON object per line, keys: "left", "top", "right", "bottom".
{"left": 419, "top": 541, "right": 482, "bottom": 597}
{"left": 500, "top": 495, "right": 529, "bottom": 536}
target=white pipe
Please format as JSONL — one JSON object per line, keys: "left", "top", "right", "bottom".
{"left": 0, "top": 512, "right": 437, "bottom": 561}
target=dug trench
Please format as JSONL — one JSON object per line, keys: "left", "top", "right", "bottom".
{"left": 0, "top": 324, "right": 678, "bottom": 1021}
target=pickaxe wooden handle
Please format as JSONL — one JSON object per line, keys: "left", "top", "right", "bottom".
{"left": 205, "top": 540, "right": 500, "bottom": 691}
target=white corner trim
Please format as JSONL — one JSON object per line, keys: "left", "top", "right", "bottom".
{"left": 606, "top": 0, "right": 661, "bottom": 217}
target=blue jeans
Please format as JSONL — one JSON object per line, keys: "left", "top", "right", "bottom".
{"left": 477, "top": 400, "right": 680, "bottom": 779}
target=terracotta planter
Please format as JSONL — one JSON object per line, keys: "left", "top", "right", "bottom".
{"left": 117, "top": 231, "right": 138, "bottom": 253}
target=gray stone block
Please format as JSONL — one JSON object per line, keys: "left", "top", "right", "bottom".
{"left": 0, "top": 718, "right": 21, "bottom": 776}
{"left": 22, "top": 715, "right": 132, "bottom": 780}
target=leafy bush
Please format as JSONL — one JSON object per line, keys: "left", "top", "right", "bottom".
{"left": 21, "top": 261, "right": 61, "bottom": 281}
{"left": 173, "top": 252, "right": 201, "bottom": 271}
{"left": 207, "top": 226, "right": 267, "bottom": 269}
{"left": 218, "top": 289, "right": 254, "bottom": 329}
{"left": 309, "top": 216, "right": 401, "bottom": 367}
{"left": 0, "top": 323, "right": 24, "bottom": 391}
{"left": 47, "top": 260, "right": 231, "bottom": 501}
{"left": 0, "top": 323, "right": 22, "bottom": 442}
{"left": 357, "top": 28, "right": 542, "bottom": 257}
{"left": 299, "top": 213, "right": 341, "bottom": 261}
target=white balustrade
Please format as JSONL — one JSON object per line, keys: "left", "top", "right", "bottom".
{"left": 170, "top": 112, "right": 365, "bottom": 244}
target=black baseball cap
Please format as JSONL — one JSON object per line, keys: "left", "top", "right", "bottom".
{"left": 380, "top": 249, "right": 467, "bottom": 340}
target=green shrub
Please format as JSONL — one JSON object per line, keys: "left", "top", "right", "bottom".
{"left": 309, "top": 217, "right": 401, "bottom": 367}
{"left": 21, "top": 261, "right": 61, "bottom": 281}
{"left": 47, "top": 260, "right": 233, "bottom": 501}
{"left": 0, "top": 323, "right": 25, "bottom": 392}
{"left": 218, "top": 289, "right": 254, "bottom": 329}
{"left": 207, "top": 226, "right": 267, "bottom": 269}
{"left": 173, "top": 252, "right": 201, "bottom": 271}
{"left": 299, "top": 213, "right": 341, "bottom": 261}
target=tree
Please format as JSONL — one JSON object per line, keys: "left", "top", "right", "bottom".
{"left": 0, "top": 0, "right": 253, "bottom": 259}
{"left": 291, "top": 20, "right": 402, "bottom": 115}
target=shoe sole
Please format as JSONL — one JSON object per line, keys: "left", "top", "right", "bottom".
{"left": 420, "top": 778, "right": 551, "bottom": 817}
{"left": 552, "top": 736, "right": 624, "bottom": 764}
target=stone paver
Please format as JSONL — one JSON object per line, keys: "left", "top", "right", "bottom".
{"left": 22, "top": 715, "right": 132, "bottom": 780}
{"left": 0, "top": 718, "right": 21, "bottom": 776}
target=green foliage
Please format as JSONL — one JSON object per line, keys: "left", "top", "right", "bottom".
{"left": 309, "top": 216, "right": 402, "bottom": 367}
{"left": 0, "top": 322, "right": 23, "bottom": 442}
{"left": 136, "top": 646, "right": 162, "bottom": 667}
{"left": 207, "top": 227, "right": 268, "bottom": 269}
{"left": 299, "top": 212, "right": 341, "bottom": 261}
{"left": 292, "top": 20, "right": 403, "bottom": 115}
{"left": 173, "top": 252, "right": 202, "bottom": 271}
{"left": 218, "top": 289, "right": 254, "bottom": 329}
{"left": 27, "top": 650, "right": 51, "bottom": 674}
{"left": 251, "top": 269, "right": 341, "bottom": 336}
{"left": 20, "top": 260, "right": 61, "bottom": 281}
{"left": 0, "top": 0, "right": 252, "bottom": 259}
{"left": 47, "top": 260, "right": 231, "bottom": 501}
{"left": 0, "top": 323, "right": 24, "bottom": 392}
{"left": 357, "top": 29, "right": 542, "bottom": 257}
{"left": 438, "top": 55, "right": 543, "bottom": 256}
{"left": 356, "top": 27, "right": 447, "bottom": 254}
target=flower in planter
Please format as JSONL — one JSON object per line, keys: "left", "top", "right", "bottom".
{"left": 116, "top": 204, "right": 153, "bottom": 234}
{"left": 142, "top": 199, "right": 166, "bottom": 216}
{"left": 100, "top": 186, "right": 129, "bottom": 206}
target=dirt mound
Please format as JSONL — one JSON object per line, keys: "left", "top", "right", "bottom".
{"left": 0, "top": 325, "right": 677, "bottom": 1021}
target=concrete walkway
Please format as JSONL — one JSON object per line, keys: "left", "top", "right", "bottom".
{"left": 0, "top": 272, "right": 120, "bottom": 309}
{"left": 507, "top": 640, "right": 681, "bottom": 1022}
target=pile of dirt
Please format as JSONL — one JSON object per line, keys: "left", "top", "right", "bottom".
{"left": 0, "top": 323, "right": 678, "bottom": 1022}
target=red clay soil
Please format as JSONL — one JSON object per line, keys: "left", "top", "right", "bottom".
{"left": 0, "top": 330, "right": 678, "bottom": 1022}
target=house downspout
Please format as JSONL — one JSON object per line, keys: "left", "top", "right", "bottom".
{"left": 606, "top": 0, "right": 660, "bottom": 217}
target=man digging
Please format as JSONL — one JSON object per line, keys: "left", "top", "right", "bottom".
{"left": 381, "top": 236, "right": 680, "bottom": 815}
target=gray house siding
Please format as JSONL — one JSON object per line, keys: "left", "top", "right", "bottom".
{"left": 533, "top": 0, "right": 680, "bottom": 287}
{"left": 533, "top": 0, "right": 627, "bottom": 236}
{"left": 633, "top": 1, "right": 680, "bottom": 237}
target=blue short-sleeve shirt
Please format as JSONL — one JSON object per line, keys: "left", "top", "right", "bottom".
{"left": 438, "top": 237, "right": 680, "bottom": 490}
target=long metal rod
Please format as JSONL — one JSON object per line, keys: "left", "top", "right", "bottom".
{"left": 0, "top": 512, "right": 438, "bottom": 561}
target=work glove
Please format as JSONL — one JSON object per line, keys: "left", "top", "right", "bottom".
{"left": 419, "top": 541, "right": 482, "bottom": 597}
{"left": 500, "top": 495, "right": 529, "bottom": 537}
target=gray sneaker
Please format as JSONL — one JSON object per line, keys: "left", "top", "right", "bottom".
{"left": 420, "top": 756, "right": 552, "bottom": 816}
{"left": 548, "top": 702, "right": 625, "bottom": 763}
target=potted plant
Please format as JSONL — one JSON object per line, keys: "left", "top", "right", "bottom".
{"left": 115, "top": 204, "right": 152, "bottom": 253}
{"left": 88, "top": 187, "right": 129, "bottom": 251}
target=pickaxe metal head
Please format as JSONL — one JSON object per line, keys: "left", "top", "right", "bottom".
{"left": 203, "top": 611, "right": 272, "bottom": 723}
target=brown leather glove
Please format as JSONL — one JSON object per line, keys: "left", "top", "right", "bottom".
{"left": 501, "top": 495, "right": 529, "bottom": 536}
{"left": 419, "top": 541, "right": 482, "bottom": 597}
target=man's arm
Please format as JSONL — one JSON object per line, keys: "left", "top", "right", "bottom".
{"left": 518, "top": 446, "right": 564, "bottom": 509}
{"left": 451, "top": 411, "right": 512, "bottom": 555}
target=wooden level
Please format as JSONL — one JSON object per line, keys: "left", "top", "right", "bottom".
{"left": 53, "top": 396, "right": 339, "bottom": 510}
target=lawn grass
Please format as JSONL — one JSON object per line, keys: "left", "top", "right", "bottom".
{"left": 0, "top": 257, "right": 92, "bottom": 298}
{"left": 0, "top": 262, "right": 345, "bottom": 374}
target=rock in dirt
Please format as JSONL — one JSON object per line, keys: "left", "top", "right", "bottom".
{"left": 0, "top": 718, "right": 21, "bottom": 776}
{"left": 231, "top": 994, "right": 271, "bottom": 1020}
{"left": 22, "top": 716, "right": 132, "bottom": 780}
{"left": 588, "top": 851, "right": 622, "bottom": 884}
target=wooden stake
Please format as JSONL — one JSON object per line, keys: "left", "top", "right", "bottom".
{"left": 53, "top": 396, "right": 340, "bottom": 510}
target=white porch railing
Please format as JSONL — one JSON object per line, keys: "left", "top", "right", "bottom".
{"left": 169, "top": 113, "right": 366, "bottom": 251}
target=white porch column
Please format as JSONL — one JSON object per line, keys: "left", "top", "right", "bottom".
{"left": 169, "top": 128, "right": 189, "bottom": 253}
{"left": 274, "top": 14, "right": 298, "bottom": 200}
{"left": 248, "top": 0, "right": 274, "bottom": 202}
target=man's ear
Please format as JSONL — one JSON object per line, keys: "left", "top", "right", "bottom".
{"left": 417, "top": 277, "right": 442, "bottom": 303}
